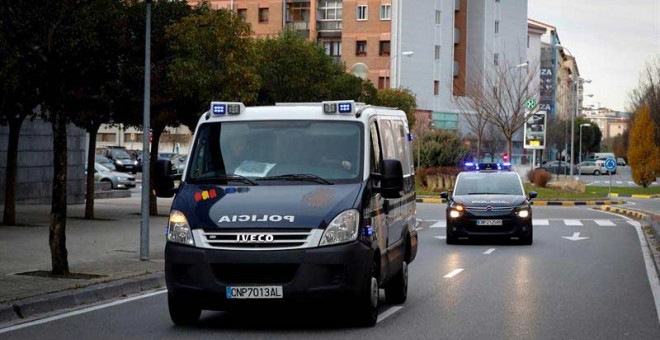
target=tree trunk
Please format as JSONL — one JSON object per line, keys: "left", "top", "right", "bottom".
{"left": 84, "top": 127, "right": 99, "bottom": 219}
{"left": 149, "top": 127, "right": 163, "bottom": 216}
{"left": 2, "top": 119, "right": 24, "bottom": 226}
{"left": 49, "top": 114, "right": 69, "bottom": 275}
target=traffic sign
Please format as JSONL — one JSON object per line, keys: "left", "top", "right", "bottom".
{"left": 604, "top": 158, "right": 616, "bottom": 171}
{"left": 524, "top": 99, "right": 538, "bottom": 110}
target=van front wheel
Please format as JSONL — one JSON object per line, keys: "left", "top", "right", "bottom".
{"left": 354, "top": 262, "right": 379, "bottom": 327}
{"left": 168, "top": 293, "right": 201, "bottom": 326}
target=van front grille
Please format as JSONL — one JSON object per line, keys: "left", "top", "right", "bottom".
{"left": 194, "top": 228, "right": 323, "bottom": 251}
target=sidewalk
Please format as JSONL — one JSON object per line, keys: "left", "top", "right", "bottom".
{"left": 0, "top": 195, "right": 172, "bottom": 325}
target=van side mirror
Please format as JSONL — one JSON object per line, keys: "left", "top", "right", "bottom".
{"left": 154, "top": 159, "right": 177, "bottom": 198}
{"left": 375, "top": 159, "right": 404, "bottom": 199}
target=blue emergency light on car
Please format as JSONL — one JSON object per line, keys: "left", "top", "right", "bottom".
{"left": 322, "top": 100, "right": 355, "bottom": 115}
{"left": 209, "top": 102, "right": 245, "bottom": 116}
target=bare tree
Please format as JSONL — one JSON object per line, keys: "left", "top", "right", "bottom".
{"left": 454, "top": 100, "right": 489, "bottom": 160}
{"left": 482, "top": 123, "right": 506, "bottom": 162}
{"left": 628, "top": 56, "right": 660, "bottom": 145}
{"left": 457, "top": 57, "right": 541, "bottom": 158}
{"left": 411, "top": 110, "right": 431, "bottom": 167}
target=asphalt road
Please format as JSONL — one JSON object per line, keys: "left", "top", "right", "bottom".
{"left": 2, "top": 204, "right": 660, "bottom": 339}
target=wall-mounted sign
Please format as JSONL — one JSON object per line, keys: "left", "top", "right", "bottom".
{"left": 524, "top": 111, "right": 546, "bottom": 150}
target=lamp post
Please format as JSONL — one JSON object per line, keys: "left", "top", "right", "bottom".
{"left": 578, "top": 123, "right": 590, "bottom": 178}
{"left": 140, "top": 0, "right": 152, "bottom": 261}
{"left": 387, "top": 51, "right": 414, "bottom": 88}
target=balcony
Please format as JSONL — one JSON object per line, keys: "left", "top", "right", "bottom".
{"left": 317, "top": 20, "right": 343, "bottom": 32}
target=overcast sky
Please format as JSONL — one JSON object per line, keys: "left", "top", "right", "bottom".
{"left": 528, "top": 0, "right": 660, "bottom": 112}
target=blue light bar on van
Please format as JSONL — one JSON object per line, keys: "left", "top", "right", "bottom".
{"left": 210, "top": 102, "right": 245, "bottom": 116}
{"left": 322, "top": 100, "right": 355, "bottom": 115}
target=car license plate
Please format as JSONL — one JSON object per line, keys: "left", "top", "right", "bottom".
{"left": 477, "top": 219, "right": 502, "bottom": 226}
{"left": 226, "top": 286, "right": 283, "bottom": 299}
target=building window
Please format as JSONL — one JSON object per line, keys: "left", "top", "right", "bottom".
{"left": 495, "top": 20, "right": 499, "bottom": 34}
{"left": 494, "top": 53, "right": 499, "bottom": 66}
{"left": 319, "top": 0, "right": 343, "bottom": 20}
{"left": 237, "top": 9, "right": 247, "bottom": 21}
{"left": 357, "top": 5, "right": 367, "bottom": 21}
{"left": 380, "top": 4, "right": 391, "bottom": 20}
{"left": 435, "top": 45, "right": 441, "bottom": 60}
{"left": 432, "top": 112, "right": 458, "bottom": 130}
{"left": 356, "top": 40, "right": 367, "bottom": 56}
{"left": 286, "top": 2, "right": 310, "bottom": 22}
{"left": 378, "top": 76, "right": 387, "bottom": 89}
{"left": 527, "top": 34, "right": 530, "bottom": 48}
{"left": 258, "top": 8, "right": 269, "bottom": 23}
{"left": 323, "top": 40, "right": 342, "bottom": 57}
{"left": 434, "top": 81, "right": 440, "bottom": 95}
{"left": 379, "top": 40, "right": 390, "bottom": 56}
{"left": 435, "top": 10, "right": 441, "bottom": 24}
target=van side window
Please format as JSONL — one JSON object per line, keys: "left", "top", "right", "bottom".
{"left": 369, "top": 122, "right": 382, "bottom": 173}
{"left": 392, "top": 119, "right": 412, "bottom": 176}
{"left": 378, "top": 119, "right": 397, "bottom": 160}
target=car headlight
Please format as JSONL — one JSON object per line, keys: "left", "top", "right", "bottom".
{"left": 116, "top": 159, "right": 123, "bottom": 165}
{"left": 319, "top": 210, "right": 359, "bottom": 246}
{"left": 449, "top": 205, "right": 464, "bottom": 218}
{"left": 517, "top": 208, "right": 530, "bottom": 218}
{"left": 167, "top": 210, "right": 194, "bottom": 245}
{"left": 118, "top": 176, "right": 128, "bottom": 181}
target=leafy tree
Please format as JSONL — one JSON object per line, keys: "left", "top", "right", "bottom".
{"left": 327, "top": 72, "right": 378, "bottom": 105}
{"left": 167, "top": 7, "right": 260, "bottom": 130}
{"left": 375, "top": 88, "right": 417, "bottom": 127}
{"left": 0, "top": 1, "right": 42, "bottom": 226}
{"left": 627, "top": 106, "right": 658, "bottom": 187}
{"left": 255, "top": 27, "right": 345, "bottom": 104}
{"left": 572, "top": 117, "right": 601, "bottom": 163}
{"left": 418, "top": 130, "right": 468, "bottom": 167}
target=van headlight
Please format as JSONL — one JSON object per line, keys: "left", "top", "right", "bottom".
{"left": 319, "top": 210, "right": 359, "bottom": 246}
{"left": 167, "top": 210, "right": 194, "bottom": 245}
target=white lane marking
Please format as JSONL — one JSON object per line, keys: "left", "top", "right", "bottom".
{"left": 377, "top": 306, "right": 403, "bottom": 323}
{"left": 564, "top": 219, "right": 583, "bottom": 226}
{"left": 628, "top": 220, "right": 642, "bottom": 228}
{"left": 630, "top": 218, "right": 660, "bottom": 324}
{"left": 0, "top": 290, "right": 167, "bottom": 334}
{"left": 444, "top": 268, "right": 464, "bottom": 278}
{"left": 533, "top": 219, "right": 549, "bottom": 225}
{"left": 483, "top": 248, "right": 496, "bottom": 255}
{"left": 594, "top": 219, "right": 616, "bottom": 227}
{"left": 562, "top": 232, "right": 590, "bottom": 241}
{"left": 434, "top": 236, "right": 447, "bottom": 240}
{"left": 429, "top": 221, "right": 446, "bottom": 228}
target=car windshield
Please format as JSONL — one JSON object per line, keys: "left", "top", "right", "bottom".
{"left": 187, "top": 120, "right": 363, "bottom": 184}
{"left": 110, "top": 149, "right": 131, "bottom": 159}
{"left": 95, "top": 163, "right": 111, "bottom": 172}
{"left": 454, "top": 173, "right": 524, "bottom": 196}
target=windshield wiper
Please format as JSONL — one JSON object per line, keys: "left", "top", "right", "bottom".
{"left": 190, "top": 174, "right": 258, "bottom": 186}
{"left": 258, "top": 174, "right": 334, "bottom": 185}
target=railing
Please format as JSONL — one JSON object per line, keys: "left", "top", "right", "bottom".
{"left": 317, "top": 20, "right": 343, "bottom": 31}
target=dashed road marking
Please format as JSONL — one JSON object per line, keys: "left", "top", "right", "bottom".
{"left": 444, "top": 268, "right": 464, "bottom": 278}
{"left": 429, "top": 221, "right": 446, "bottom": 228}
{"left": 434, "top": 236, "right": 447, "bottom": 240}
{"left": 483, "top": 248, "right": 496, "bottom": 255}
{"left": 564, "top": 219, "right": 583, "bottom": 226}
{"left": 533, "top": 219, "right": 549, "bottom": 225}
{"left": 594, "top": 219, "right": 616, "bottom": 226}
{"left": 377, "top": 306, "right": 403, "bottom": 323}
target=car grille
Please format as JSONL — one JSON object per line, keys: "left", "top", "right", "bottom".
{"left": 194, "top": 228, "right": 323, "bottom": 251}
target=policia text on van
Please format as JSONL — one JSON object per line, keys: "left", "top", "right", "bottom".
{"left": 154, "top": 100, "right": 418, "bottom": 327}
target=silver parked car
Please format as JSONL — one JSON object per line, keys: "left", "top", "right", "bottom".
{"left": 94, "top": 163, "right": 136, "bottom": 189}
{"left": 577, "top": 161, "right": 604, "bottom": 175}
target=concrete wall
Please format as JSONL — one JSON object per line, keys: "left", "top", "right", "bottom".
{"left": 0, "top": 118, "right": 86, "bottom": 205}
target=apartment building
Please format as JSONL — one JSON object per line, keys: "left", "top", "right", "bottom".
{"left": 582, "top": 108, "right": 630, "bottom": 140}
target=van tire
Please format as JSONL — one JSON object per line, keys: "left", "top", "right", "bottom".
{"left": 354, "top": 261, "right": 379, "bottom": 327}
{"left": 385, "top": 261, "right": 408, "bottom": 304}
{"left": 168, "top": 293, "right": 201, "bottom": 326}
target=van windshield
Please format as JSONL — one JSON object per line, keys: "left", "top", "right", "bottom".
{"left": 187, "top": 120, "right": 363, "bottom": 184}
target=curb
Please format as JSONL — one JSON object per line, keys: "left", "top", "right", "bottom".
{"left": 0, "top": 272, "right": 165, "bottom": 326}
{"left": 531, "top": 199, "right": 625, "bottom": 206}
{"left": 609, "top": 193, "right": 660, "bottom": 199}
{"left": 595, "top": 205, "right": 650, "bottom": 220}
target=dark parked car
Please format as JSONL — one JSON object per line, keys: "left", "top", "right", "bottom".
{"left": 101, "top": 146, "right": 138, "bottom": 173}
{"left": 441, "top": 171, "right": 536, "bottom": 245}
{"left": 539, "top": 161, "right": 578, "bottom": 175}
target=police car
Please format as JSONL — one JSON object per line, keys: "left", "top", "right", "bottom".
{"left": 440, "top": 168, "right": 536, "bottom": 245}
{"left": 154, "top": 100, "right": 418, "bottom": 327}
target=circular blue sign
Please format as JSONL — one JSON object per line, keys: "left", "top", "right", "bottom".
{"left": 604, "top": 158, "right": 616, "bottom": 171}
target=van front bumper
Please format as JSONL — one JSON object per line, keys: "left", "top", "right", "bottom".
{"left": 165, "top": 241, "right": 372, "bottom": 311}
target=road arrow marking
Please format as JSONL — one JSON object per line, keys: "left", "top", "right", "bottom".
{"left": 562, "top": 232, "right": 590, "bottom": 241}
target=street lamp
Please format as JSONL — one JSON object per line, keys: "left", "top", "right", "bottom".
{"left": 387, "top": 51, "right": 414, "bottom": 88}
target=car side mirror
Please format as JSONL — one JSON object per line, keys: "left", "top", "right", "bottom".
{"left": 440, "top": 191, "right": 448, "bottom": 199}
{"left": 528, "top": 191, "right": 537, "bottom": 200}
{"left": 154, "top": 159, "right": 177, "bottom": 198}
{"left": 374, "top": 159, "right": 404, "bottom": 199}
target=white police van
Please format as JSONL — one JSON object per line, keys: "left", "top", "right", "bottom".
{"left": 154, "top": 100, "right": 418, "bottom": 327}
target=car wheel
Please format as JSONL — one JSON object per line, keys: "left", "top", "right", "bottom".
{"left": 520, "top": 228, "right": 533, "bottom": 245}
{"left": 385, "top": 260, "right": 408, "bottom": 304}
{"left": 354, "top": 261, "right": 379, "bottom": 327}
{"left": 594, "top": 170, "right": 600, "bottom": 175}
{"left": 101, "top": 178, "right": 113, "bottom": 190}
{"left": 168, "top": 293, "right": 201, "bottom": 326}
{"left": 446, "top": 231, "right": 458, "bottom": 245}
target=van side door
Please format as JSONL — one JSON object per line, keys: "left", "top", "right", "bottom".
{"left": 376, "top": 119, "right": 405, "bottom": 256}
{"left": 368, "top": 120, "right": 388, "bottom": 277}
